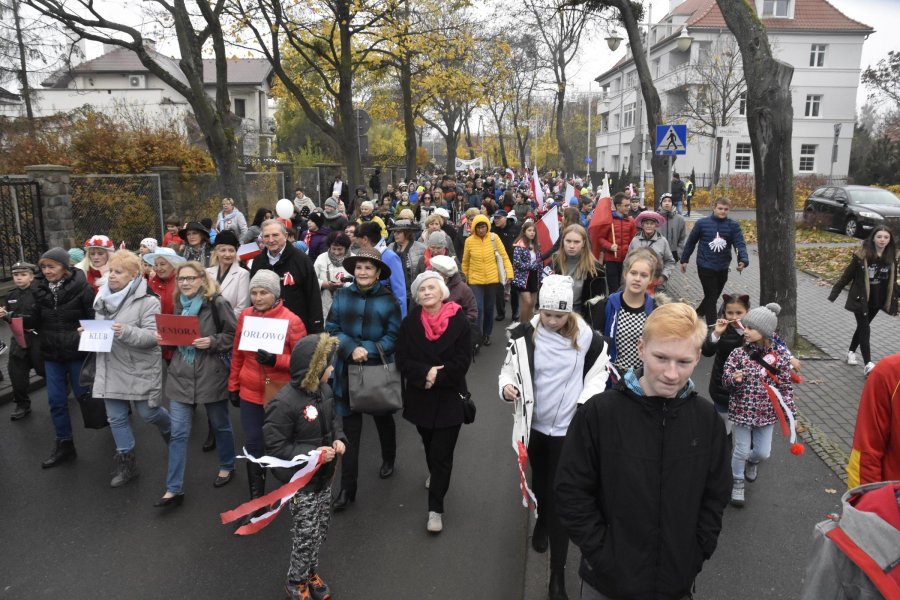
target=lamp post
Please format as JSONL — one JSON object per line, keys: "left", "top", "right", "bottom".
{"left": 605, "top": 7, "right": 693, "bottom": 207}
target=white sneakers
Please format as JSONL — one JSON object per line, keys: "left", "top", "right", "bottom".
{"left": 864, "top": 362, "right": 876, "bottom": 376}
{"left": 847, "top": 351, "right": 858, "bottom": 365}
{"left": 427, "top": 511, "right": 443, "bottom": 533}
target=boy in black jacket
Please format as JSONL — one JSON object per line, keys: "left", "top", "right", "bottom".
{"left": 555, "top": 303, "right": 731, "bottom": 600}
{"left": 0, "top": 262, "right": 44, "bottom": 421}
{"left": 264, "top": 333, "right": 346, "bottom": 600}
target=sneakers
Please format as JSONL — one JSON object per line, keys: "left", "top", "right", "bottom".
{"left": 846, "top": 351, "right": 858, "bottom": 365}
{"left": 745, "top": 461, "right": 759, "bottom": 483}
{"left": 730, "top": 478, "right": 745, "bottom": 508}
{"left": 10, "top": 404, "right": 31, "bottom": 421}
{"left": 864, "top": 362, "right": 876, "bottom": 376}
{"left": 427, "top": 511, "right": 443, "bottom": 533}
{"left": 285, "top": 582, "right": 312, "bottom": 600}
{"left": 306, "top": 573, "right": 331, "bottom": 600}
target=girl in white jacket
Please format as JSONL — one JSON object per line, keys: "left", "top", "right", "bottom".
{"left": 498, "top": 274, "right": 611, "bottom": 600}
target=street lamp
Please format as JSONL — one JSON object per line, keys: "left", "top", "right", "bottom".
{"left": 605, "top": 32, "right": 623, "bottom": 52}
{"left": 676, "top": 27, "right": 694, "bottom": 52}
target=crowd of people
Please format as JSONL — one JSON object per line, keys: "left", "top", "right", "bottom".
{"left": 2, "top": 166, "right": 898, "bottom": 600}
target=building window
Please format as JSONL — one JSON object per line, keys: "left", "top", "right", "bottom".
{"left": 601, "top": 113, "right": 609, "bottom": 133}
{"left": 653, "top": 59, "right": 661, "bottom": 78}
{"left": 623, "top": 103, "right": 635, "bottom": 128}
{"left": 804, "top": 94, "right": 822, "bottom": 117}
{"left": 735, "top": 143, "right": 752, "bottom": 171}
{"left": 762, "top": 0, "right": 789, "bottom": 17}
{"left": 612, "top": 77, "right": 621, "bottom": 93}
{"left": 626, "top": 71, "right": 636, "bottom": 88}
{"left": 738, "top": 92, "right": 747, "bottom": 116}
{"left": 612, "top": 113, "right": 620, "bottom": 130}
{"left": 233, "top": 98, "right": 246, "bottom": 118}
{"left": 799, "top": 144, "right": 816, "bottom": 172}
{"left": 809, "top": 44, "right": 826, "bottom": 67}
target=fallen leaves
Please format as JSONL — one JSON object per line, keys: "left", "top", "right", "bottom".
{"left": 796, "top": 247, "right": 855, "bottom": 285}
{"left": 824, "top": 488, "right": 838, "bottom": 494}
{"left": 738, "top": 220, "right": 853, "bottom": 245}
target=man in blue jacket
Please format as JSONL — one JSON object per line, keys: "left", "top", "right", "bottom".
{"left": 679, "top": 197, "right": 749, "bottom": 324}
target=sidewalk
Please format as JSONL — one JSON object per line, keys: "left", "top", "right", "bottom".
{"left": 668, "top": 245, "right": 900, "bottom": 482}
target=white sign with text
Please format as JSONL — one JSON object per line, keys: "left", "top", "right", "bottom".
{"left": 237, "top": 316, "right": 289, "bottom": 354}
{"left": 79, "top": 320, "right": 115, "bottom": 352}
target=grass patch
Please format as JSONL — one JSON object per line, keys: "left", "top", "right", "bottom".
{"left": 737, "top": 220, "right": 853, "bottom": 245}
{"left": 796, "top": 246, "right": 854, "bottom": 285}
{"left": 792, "top": 334, "right": 829, "bottom": 360}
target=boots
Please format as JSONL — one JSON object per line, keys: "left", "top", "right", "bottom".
{"left": 549, "top": 567, "right": 568, "bottom": 600}
{"left": 42, "top": 439, "right": 77, "bottom": 469}
{"left": 202, "top": 426, "right": 216, "bottom": 452}
{"left": 238, "top": 462, "right": 267, "bottom": 527}
{"left": 110, "top": 450, "right": 138, "bottom": 487}
{"left": 332, "top": 487, "right": 356, "bottom": 511}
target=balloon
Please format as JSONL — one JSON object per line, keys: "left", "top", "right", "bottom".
{"left": 275, "top": 198, "right": 294, "bottom": 219}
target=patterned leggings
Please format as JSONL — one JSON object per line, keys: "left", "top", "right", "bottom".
{"left": 287, "top": 488, "right": 333, "bottom": 585}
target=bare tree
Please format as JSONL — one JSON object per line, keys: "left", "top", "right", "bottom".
{"left": 668, "top": 37, "right": 746, "bottom": 187}
{"left": 524, "top": 0, "right": 591, "bottom": 174}
{"left": 861, "top": 50, "right": 900, "bottom": 106}
{"left": 715, "top": 0, "right": 797, "bottom": 343}
{"left": 508, "top": 36, "right": 541, "bottom": 167}
{"left": 24, "top": 0, "right": 244, "bottom": 199}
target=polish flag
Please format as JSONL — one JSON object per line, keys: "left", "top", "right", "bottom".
{"left": 563, "top": 182, "right": 576, "bottom": 205}
{"left": 535, "top": 204, "right": 559, "bottom": 264}
{"left": 589, "top": 174, "right": 612, "bottom": 261}
{"left": 530, "top": 165, "right": 544, "bottom": 207}
{"left": 238, "top": 242, "right": 262, "bottom": 262}
{"left": 505, "top": 167, "right": 515, "bottom": 180}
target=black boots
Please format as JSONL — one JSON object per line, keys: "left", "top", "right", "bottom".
{"left": 238, "top": 462, "right": 268, "bottom": 526}
{"left": 549, "top": 567, "right": 568, "bottom": 600}
{"left": 333, "top": 488, "right": 356, "bottom": 511}
{"left": 42, "top": 439, "right": 76, "bottom": 469}
{"left": 202, "top": 426, "right": 216, "bottom": 452}
{"left": 379, "top": 460, "right": 394, "bottom": 479}
{"left": 110, "top": 450, "right": 138, "bottom": 487}
{"left": 531, "top": 521, "right": 549, "bottom": 553}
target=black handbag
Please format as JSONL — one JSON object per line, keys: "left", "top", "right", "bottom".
{"left": 77, "top": 355, "right": 108, "bottom": 429}
{"left": 460, "top": 391, "right": 476, "bottom": 425}
{"left": 348, "top": 343, "right": 402, "bottom": 414}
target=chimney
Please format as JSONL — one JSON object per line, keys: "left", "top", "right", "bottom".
{"left": 69, "top": 38, "right": 88, "bottom": 67}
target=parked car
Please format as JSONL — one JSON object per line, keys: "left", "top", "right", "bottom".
{"left": 802, "top": 185, "right": 900, "bottom": 238}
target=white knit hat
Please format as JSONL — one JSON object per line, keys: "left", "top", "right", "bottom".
{"left": 140, "top": 238, "right": 158, "bottom": 253}
{"left": 538, "top": 274, "right": 575, "bottom": 313}
{"left": 430, "top": 255, "right": 458, "bottom": 277}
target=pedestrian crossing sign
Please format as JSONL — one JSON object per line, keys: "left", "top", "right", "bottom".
{"left": 656, "top": 124, "right": 687, "bottom": 155}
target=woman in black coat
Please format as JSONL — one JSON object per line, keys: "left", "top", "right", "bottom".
{"left": 828, "top": 225, "right": 897, "bottom": 375}
{"left": 396, "top": 271, "right": 472, "bottom": 534}
{"left": 35, "top": 247, "right": 96, "bottom": 468}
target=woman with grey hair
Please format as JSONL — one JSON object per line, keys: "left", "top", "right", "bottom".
{"left": 215, "top": 197, "right": 248, "bottom": 238}
{"left": 356, "top": 200, "right": 388, "bottom": 240}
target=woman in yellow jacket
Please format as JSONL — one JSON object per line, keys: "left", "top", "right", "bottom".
{"left": 462, "top": 214, "right": 513, "bottom": 346}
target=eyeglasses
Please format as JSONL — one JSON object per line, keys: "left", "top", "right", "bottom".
{"left": 176, "top": 276, "right": 202, "bottom": 283}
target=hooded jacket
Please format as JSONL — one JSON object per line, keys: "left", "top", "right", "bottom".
{"left": 628, "top": 231, "right": 676, "bottom": 280}
{"left": 555, "top": 375, "right": 731, "bottom": 599}
{"left": 461, "top": 214, "right": 514, "bottom": 285}
{"left": 263, "top": 334, "right": 347, "bottom": 489}
{"left": 658, "top": 208, "right": 687, "bottom": 258}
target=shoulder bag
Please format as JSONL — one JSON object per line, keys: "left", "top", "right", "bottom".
{"left": 348, "top": 343, "right": 402, "bottom": 414}
{"left": 209, "top": 294, "right": 232, "bottom": 369}
{"left": 460, "top": 391, "right": 476, "bottom": 425}
{"left": 490, "top": 234, "right": 508, "bottom": 285}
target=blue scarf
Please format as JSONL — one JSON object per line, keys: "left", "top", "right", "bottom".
{"left": 177, "top": 293, "right": 204, "bottom": 364}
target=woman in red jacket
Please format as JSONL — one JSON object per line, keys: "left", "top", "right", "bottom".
{"left": 228, "top": 269, "right": 306, "bottom": 519}
{"left": 595, "top": 192, "right": 636, "bottom": 293}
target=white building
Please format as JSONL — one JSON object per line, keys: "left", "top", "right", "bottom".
{"left": 593, "top": 0, "right": 873, "bottom": 183}
{"left": 32, "top": 44, "right": 276, "bottom": 156}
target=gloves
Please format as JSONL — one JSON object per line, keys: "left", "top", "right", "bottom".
{"left": 256, "top": 349, "right": 277, "bottom": 366}
{"left": 229, "top": 390, "right": 241, "bottom": 407}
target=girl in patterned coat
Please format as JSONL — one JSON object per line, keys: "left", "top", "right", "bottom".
{"left": 511, "top": 220, "right": 543, "bottom": 323}
{"left": 723, "top": 303, "right": 796, "bottom": 508}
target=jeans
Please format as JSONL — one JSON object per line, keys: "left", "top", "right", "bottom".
{"left": 166, "top": 400, "right": 235, "bottom": 494}
{"left": 471, "top": 283, "right": 497, "bottom": 337}
{"left": 239, "top": 400, "right": 266, "bottom": 458}
{"left": 849, "top": 308, "right": 878, "bottom": 364}
{"left": 417, "top": 425, "right": 461, "bottom": 513}
{"left": 105, "top": 399, "right": 171, "bottom": 453}
{"left": 44, "top": 359, "right": 90, "bottom": 441}
{"left": 340, "top": 409, "right": 396, "bottom": 493}
{"left": 696, "top": 267, "right": 730, "bottom": 325}
{"left": 731, "top": 423, "right": 774, "bottom": 479}
{"left": 529, "top": 430, "right": 569, "bottom": 569}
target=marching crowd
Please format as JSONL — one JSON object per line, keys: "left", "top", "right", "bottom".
{"left": 2, "top": 167, "right": 899, "bottom": 600}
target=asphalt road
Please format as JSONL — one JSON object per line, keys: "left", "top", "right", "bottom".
{"left": 0, "top": 330, "right": 844, "bottom": 600}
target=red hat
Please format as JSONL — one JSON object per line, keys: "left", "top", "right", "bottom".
{"left": 83, "top": 235, "right": 115, "bottom": 251}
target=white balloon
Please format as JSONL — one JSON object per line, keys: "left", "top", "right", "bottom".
{"left": 275, "top": 198, "right": 294, "bottom": 219}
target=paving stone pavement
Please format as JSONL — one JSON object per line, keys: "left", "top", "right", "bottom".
{"left": 668, "top": 243, "right": 900, "bottom": 482}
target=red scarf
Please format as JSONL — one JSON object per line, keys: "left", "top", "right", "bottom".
{"left": 420, "top": 302, "right": 461, "bottom": 341}
{"left": 423, "top": 247, "right": 446, "bottom": 270}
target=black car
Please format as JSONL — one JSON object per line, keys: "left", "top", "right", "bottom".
{"left": 802, "top": 185, "right": 900, "bottom": 238}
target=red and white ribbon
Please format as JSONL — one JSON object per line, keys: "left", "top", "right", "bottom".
{"left": 220, "top": 449, "right": 324, "bottom": 535}
{"left": 516, "top": 440, "right": 538, "bottom": 519}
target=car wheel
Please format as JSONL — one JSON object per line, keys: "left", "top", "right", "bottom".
{"left": 844, "top": 217, "right": 858, "bottom": 238}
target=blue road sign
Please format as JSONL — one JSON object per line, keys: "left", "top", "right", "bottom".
{"left": 584, "top": 157, "right": 592, "bottom": 165}
{"left": 655, "top": 124, "right": 687, "bottom": 156}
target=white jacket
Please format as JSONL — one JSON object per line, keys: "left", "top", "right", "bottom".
{"left": 498, "top": 315, "right": 610, "bottom": 450}
{"left": 206, "top": 264, "right": 250, "bottom": 317}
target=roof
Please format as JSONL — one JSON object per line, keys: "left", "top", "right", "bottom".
{"left": 202, "top": 59, "right": 272, "bottom": 85}
{"left": 684, "top": 0, "right": 873, "bottom": 32}
{"left": 595, "top": 0, "right": 873, "bottom": 83}
{"left": 0, "top": 86, "right": 21, "bottom": 102}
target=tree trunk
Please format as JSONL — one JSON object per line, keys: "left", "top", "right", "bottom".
{"left": 712, "top": 136, "right": 723, "bottom": 188}
{"left": 555, "top": 84, "right": 576, "bottom": 173}
{"left": 12, "top": 0, "right": 34, "bottom": 125}
{"left": 716, "top": 0, "right": 797, "bottom": 344}
{"left": 399, "top": 57, "right": 417, "bottom": 177}
{"left": 463, "top": 118, "right": 475, "bottom": 159}
{"left": 445, "top": 129, "right": 459, "bottom": 174}
{"left": 497, "top": 126, "right": 508, "bottom": 167}
{"left": 337, "top": 17, "right": 363, "bottom": 194}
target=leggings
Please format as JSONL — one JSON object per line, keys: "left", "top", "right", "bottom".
{"left": 697, "top": 267, "right": 730, "bottom": 325}
{"left": 849, "top": 308, "right": 878, "bottom": 364}
{"left": 528, "top": 429, "right": 569, "bottom": 570}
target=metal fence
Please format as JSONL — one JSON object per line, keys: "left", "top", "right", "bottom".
{"left": 0, "top": 177, "right": 47, "bottom": 280}
{"left": 70, "top": 174, "right": 164, "bottom": 249}
{"left": 245, "top": 170, "right": 284, "bottom": 218}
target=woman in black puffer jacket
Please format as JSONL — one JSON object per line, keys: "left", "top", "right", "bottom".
{"left": 35, "top": 247, "right": 96, "bottom": 468}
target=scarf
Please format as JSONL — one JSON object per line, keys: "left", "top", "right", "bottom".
{"left": 327, "top": 249, "right": 344, "bottom": 268}
{"left": 177, "top": 293, "right": 204, "bottom": 364}
{"left": 94, "top": 277, "right": 136, "bottom": 317}
{"left": 420, "top": 302, "right": 461, "bottom": 341}
{"left": 183, "top": 243, "right": 208, "bottom": 265}
{"left": 423, "top": 247, "right": 445, "bottom": 270}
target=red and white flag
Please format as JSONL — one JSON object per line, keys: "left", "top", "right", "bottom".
{"left": 535, "top": 204, "right": 559, "bottom": 263}
{"left": 283, "top": 272, "right": 295, "bottom": 286}
{"left": 530, "top": 165, "right": 544, "bottom": 207}
{"left": 505, "top": 167, "right": 515, "bottom": 180}
{"left": 238, "top": 242, "right": 262, "bottom": 263}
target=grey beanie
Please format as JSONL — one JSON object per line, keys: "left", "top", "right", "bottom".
{"left": 249, "top": 270, "right": 282, "bottom": 299}
{"left": 427, "top": 230, "right": 448, "bottom": 248}
{"left": 411, "top": 270, "right": 449, "bottom": 302}
{"left": 40, "top": 247, "right": 71, "bottom": 269}
{"left": 743, "top": 302, "right": 781, "bottom": 339}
